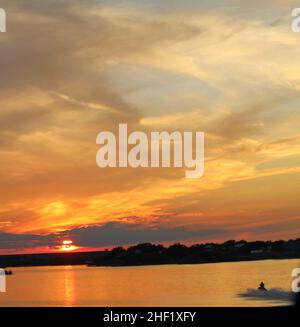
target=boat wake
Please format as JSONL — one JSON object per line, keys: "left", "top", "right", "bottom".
{"left": 238, "top": 288, "right": 295, "bottom": 304}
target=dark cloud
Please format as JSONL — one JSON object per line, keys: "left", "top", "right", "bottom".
{"left": 64, "top": 222, "right": 225, "bottom": 247}
{"left": 2, "top": 216, "right": 299, "bottom": 252}
{"left": 0, "top": 221, "right": 226, "bottom": 250}
{"left": 0, "top": 232, "right": 57, "bottom": 250}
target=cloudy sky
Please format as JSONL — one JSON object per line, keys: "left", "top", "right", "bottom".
{"left": 0, "top": 0, "right": 300, "bottom": 253}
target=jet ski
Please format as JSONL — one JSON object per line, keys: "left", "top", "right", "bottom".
{"left": 257, "top": 282, "right": 267, "bottom": 291}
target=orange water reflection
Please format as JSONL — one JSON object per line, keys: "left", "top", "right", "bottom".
{"left": 0, "top": 260, "right": 297, "bottom": 307}
{"left": 63, "top": 266, "right": 75, "bottom": 306}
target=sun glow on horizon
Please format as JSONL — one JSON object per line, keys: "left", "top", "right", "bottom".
{"left": 61, "top": 240, "right": 77, "bottom": 252}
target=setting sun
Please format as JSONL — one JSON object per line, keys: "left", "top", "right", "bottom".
{"left": 61, "top": 240, "right": 77, "bottom": 252}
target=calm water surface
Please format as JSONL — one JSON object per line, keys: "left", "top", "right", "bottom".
{"left": 0, "top": 259, "right": 298, "bottom": 306}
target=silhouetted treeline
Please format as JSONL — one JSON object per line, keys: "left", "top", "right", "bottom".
{"left": 93, "top": 238, "right": 300, "bottom": 266}
{"left": 1, "top": 238, "right": 299, "bottom": 268}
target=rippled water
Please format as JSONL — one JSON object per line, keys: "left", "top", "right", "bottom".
{"left": 0, "top": 259, "right": 298, "bottom": 306}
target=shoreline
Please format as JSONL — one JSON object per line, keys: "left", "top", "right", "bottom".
{"left": 2, "top": 254, "right": 299, "bottom": 269}
{"left": 1, "top": 239, "right": 299, "bottom": 269}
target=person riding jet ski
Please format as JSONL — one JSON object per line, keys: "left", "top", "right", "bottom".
{"left": 258, "top": 281, "right": 267, "bottom": 291}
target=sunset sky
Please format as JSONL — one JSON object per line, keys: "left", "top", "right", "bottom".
{"left": 0, "top": 0, "right": 300, "bottom": 254}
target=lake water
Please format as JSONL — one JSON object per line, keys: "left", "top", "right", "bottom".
{"left": 0, "top": 259, "right": 298, "bottom": 306}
